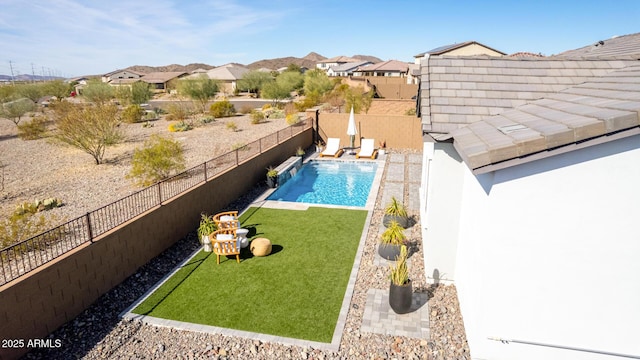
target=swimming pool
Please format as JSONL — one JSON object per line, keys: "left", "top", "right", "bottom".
{"left": 266, "top": 160, "right": 378, "bottom": 207}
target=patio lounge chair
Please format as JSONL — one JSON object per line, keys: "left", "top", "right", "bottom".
{"left": 319, "top": 138, "right": 344, "bottom": 158}
{"left": 212, "top": 228, "right": 241, "bottom": 264}
{"left": 213, "top": 211, "right": 240, "bottom": 229}
{"left": 356, "top": 138, "right": 378, "bottom": 159}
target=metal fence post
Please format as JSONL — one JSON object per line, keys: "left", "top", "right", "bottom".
{"left": 86, "top": 212, "right": 94, "bottom": 243}
{"left": 157, "top": 182, "right": 162, "bottom": 205}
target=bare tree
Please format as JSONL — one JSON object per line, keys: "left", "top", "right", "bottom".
{"left": 54, "top": 103, "right": 124, "bottom": 164}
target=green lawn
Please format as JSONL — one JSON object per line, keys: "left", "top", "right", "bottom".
{"left": 133, "top": 206, "right": 367, "bottom": 343}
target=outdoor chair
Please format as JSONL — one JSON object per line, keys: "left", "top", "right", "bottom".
{"left": 213, "top": 210, "right": 240, "bottom": 229}
{"left": 319, "top": 138, "right": 344, "bottom": 158}
{"left": 356, "top": 138, "right": 378, "bottom": 159}
{"left": 211, "top": 228, "right": 241, "bottom": 264}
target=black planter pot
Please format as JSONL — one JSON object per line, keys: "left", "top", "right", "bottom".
{"left": 266, "top": 176, "right": 277, "bottom": 188}
{"left": 383, "top": 214, "right": 409, "bottom": 228}
{"left": 389, "top": 279, "right": 413, "bottom": 314}
{"left": 378, "top": 243, "right": 402, "bottom": 261}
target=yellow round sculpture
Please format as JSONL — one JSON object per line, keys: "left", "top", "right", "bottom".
{"left": 251, "top": 238, "right": 272, "bottom": 257}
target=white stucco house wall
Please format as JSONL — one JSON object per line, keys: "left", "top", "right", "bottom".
{"left": 418, "top": 33, "right": 640, "bottom": 359}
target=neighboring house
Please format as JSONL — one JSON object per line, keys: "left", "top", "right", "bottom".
{"left": 107, "top": 78, "right": 141, "bottom": 90}
{"left": 316, "top": 55, "right": 360, "bottom": 71}
{"left": 355, "top": 60, "right": 411, "bottom": 78}
{"left": 189, "top": 64, "right": 250, "bottom": 94}
{"left": 101, "top": 69, "right": 145, "bottom": 83}
{"left": 326, "top": 60, "right": 372, "bottom": 77}
{"left": 141, "top": 71, "right": 188, "bottom": 92}
{"left": 414, "top": 40, "right": 505, "bottom": 64}
{"left": 418, "top": 34, "right": 640, "bottom": 359}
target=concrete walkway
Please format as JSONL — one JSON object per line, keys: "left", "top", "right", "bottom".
{"left": 361, "top": 152, "right": 429, "bottom": 339}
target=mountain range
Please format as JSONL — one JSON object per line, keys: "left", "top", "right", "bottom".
{"left": 0, "top": 52, "right": 385, "bottom": 80}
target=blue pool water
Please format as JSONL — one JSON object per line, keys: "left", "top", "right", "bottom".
{"left": 267, "top": 160, "right": 378, "bottom": 207}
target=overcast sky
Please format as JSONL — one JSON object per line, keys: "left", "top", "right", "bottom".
{"left": 1, "top": 0, "right": 639, "bottom": 77}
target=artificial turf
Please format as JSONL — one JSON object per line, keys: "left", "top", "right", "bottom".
{"left": 132, "top": 206, "right": 368, "bottom": 343}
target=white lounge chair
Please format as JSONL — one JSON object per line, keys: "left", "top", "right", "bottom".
{"left": 356, "top": 139, "right": 378, "bottom": 159}
{"left": 319, "top": 138, "right": 344, "bottom": 158}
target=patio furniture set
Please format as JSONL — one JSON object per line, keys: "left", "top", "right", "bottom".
{"left": 208, "top": 211, "right": 271, "bottom": 264}
{"left": 319, "top": 138, "right": 379, "bottom": 159}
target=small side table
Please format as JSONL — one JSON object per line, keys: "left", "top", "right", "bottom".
{"left": 236, "top": 228, "right": 249, "bottom": 248}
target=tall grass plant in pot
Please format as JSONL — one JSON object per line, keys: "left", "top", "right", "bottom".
{"left": 378, "top": 220, "right": 407, "bottom": 260}
{"left": 389, "top": 245, "right": 412, "bottom": 314}
{"left": 383, "top": 196, "right": 408, "bottom": 228}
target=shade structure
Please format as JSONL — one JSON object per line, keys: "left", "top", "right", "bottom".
{"left": 347, "top": 106, "right": 357, "bottom": 148}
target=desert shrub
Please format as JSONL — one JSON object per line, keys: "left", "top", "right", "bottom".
{"left": 200, "top": 116, "right": 215, "bottom": 124}
{"left": 168, "top": 121, "right": 192, "bottom": 132}
{"left": 239, "top": 105, "right": 253, "bottom": 114}
{"left": 0, "top": 200, "right": 64, "bottom": 248}
{"left": 294, "top": 97, "right": 318, "bottom": 111}
{"left": 250, "top": 110, "right": 265, "bottom": 124}
{"left": 14, "top": 198, "right": 63, "bottom": 215}
{"left": 285, "top": 113, "right": 300, "bottom": 125}
{"left": 165, "top": 102, "right": 194, "bottom": 121}
{"left": 265, "top": 109, "right": 285, "bottom": 119}
{"left": 209, "top": 100, "right": 236, "bottom": 118}
{"left": 143, "top": 111, "right": 158, "bottom": 120}
{"left": 0, "top": 212, "right": 48, "bottom": 248}
{"left": 404, "top": 108, "right": 416, "bottom": 116}
{"left": 17, "top": 115, "right": 47, "bottom": 140}
{"left": 122, "top": 104, "right": 145, "bottom": 123}
{"left": 261, "top": 104, "right": 272, "bottom": 110}
{"left": 127, "top": 134, "right": 185, "bottom": 186}
{"left": 226, "top": 121, "right": 238, "bottom": 132}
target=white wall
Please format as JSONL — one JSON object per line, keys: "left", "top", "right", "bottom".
{"left": 421, "top": 142, "right": 465, "bottom": 284}
{"left": 449, "top": 134, "right": 640, "bottom": 359}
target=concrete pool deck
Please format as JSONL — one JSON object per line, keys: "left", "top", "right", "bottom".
{"left": 121, "top": 150, "right": 428, "bottom": 352}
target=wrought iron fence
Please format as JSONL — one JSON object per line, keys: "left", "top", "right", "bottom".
{"left": 0, "top": 118, "right": 312, "bottom": 285}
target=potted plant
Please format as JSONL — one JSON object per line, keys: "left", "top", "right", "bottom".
{"left": 197, "top": 213, "right": 217, "bottom": 252}
{"left": 295, "top": 146, "right": 305, "bottom": 157}
{"left": 389, "top": 245, "right": 412, "bottom": 314}
{"left": 266, "top": 166, "right": 278, "bottom": 188}
{"left": 315, "top": 141, "right": 324, "bottom": 153}
{"left": 378, "top": 220, "right": 407, "bottom": 260}
{"left": 383, "top": 196, "right": 409, "bottom": 228}
{"left": 379, "top": 140, "right": 387, "bottom": 155}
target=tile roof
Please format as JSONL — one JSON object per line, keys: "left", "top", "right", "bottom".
{"left": 415, "top": 41, "right": 506, "bottom": 57}
{"left": 448, "top": 64, "right": 640, "bottom": 172}
{"left": 508, "top": 52, "right": 545, "bottom": 58}
{"left": 556, "top": 32, "right": 640, "bottom": 59}
{"left": 141, "top": 72, "right": 187, "bottom": 83}
{"left": 201, "top": 65, "right": 249, "bottom": 81}
{"left": 420, "top": 56, "right": 637, "bottom": 133}
{"left": 357, "top": 60, "right": 410, "bottom": 72}
{"left": 330, "top": 60, "right": 372, "bottom": 72}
